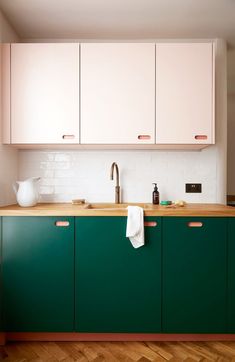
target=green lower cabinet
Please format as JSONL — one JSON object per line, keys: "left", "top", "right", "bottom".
{"left": 2, "top": 216, "right": 74, "bottom": 332}
{"left": 163, "top": 217, "right": 227, "bottom": 333}
{"left": 75, "top": 216, "right": 161, "bottom": 333}
{"left": 0, "top": 217, "right": 2, "bottom": 332}
{"left": 1, "top": 215, "right": 230, "bottom": 334}
{"left": 228, "top": 218, "right": 235, "bottom": 332}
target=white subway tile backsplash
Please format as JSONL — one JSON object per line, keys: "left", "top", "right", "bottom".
{"left": 54, "top": 153, "right": 72, "bottom": 162}
{"left": 19, "top": 149, "right": 217, "bottom": 203}
{"left": 54, "top": 169, "right": 75, "bottom": 178}
{"left": 43, "top": 170, "right": 54, "bottom": 178}
{"left": 40, "top": 161, "right": 71, "bottom": 170}
{"left": 39, "top": 186, "right": 54, "bottom": 195}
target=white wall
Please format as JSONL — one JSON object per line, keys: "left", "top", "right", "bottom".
{"left": 0, "top": 11, "right": 19, "bottom": 206}
{"left": 227, "top": 48, "right": 235, "bottom": 195}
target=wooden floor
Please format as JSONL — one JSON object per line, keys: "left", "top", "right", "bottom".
{"left": 2, "top": 341, "right": 235, "bottom": 361}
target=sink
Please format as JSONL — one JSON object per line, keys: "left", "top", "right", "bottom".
{"left": 86, "top": 203, "right": 153, "bottom": 210}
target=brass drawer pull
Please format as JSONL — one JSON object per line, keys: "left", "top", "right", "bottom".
{"left": 188, "top": 221, "right": 203, "bottom": 228}
{"left": 195, "top": 135, "right": 208, "bottom": 140}
{"left": 144, "top": 221, "right": 157, "bottom": 227}
{"left": 138, "top": 135, "right": 151, "bottom": 140}
{"left": 55, "top": 221, "right": 70, "bottom": 227}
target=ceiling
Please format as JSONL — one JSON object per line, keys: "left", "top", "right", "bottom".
{"left": 0, "top": 0, "right": 235, "bottom": 47}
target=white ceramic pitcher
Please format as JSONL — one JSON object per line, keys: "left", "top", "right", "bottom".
{"left": 13, "top": 177, "right": 41, "bottom": 207}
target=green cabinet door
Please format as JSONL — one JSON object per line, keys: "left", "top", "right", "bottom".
{"left": 163, "top": 217, "right": 227, "bottom": 333}
{"left": 2, "top": 216, "right": 74, "bottom": 332}
{"left": 228, "top": 218, "right": 235, "bottom": 332}
{"left": 75, "top": 216, "right": 161, "bottom": 333}
{"left": 0, "top": 217, "right": 2, "bottom": 332}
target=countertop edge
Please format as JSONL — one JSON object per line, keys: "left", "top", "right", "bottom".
{"left": 0, "top": 203, "right": 235, "bottom": 217}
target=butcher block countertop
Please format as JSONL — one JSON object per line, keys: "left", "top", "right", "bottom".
{"left": 0, "top": 203, "right": 235, "bottom": 217}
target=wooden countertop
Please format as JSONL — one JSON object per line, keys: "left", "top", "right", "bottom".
{"left": 0, "top": 203, "right": 235, "bottom": 217}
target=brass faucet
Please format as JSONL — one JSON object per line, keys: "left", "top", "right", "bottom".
{"left": 110, "top": 162, "right": 120, "bottom": 204}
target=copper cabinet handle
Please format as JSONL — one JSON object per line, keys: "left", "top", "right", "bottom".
{"left": 144, "top": 221, "right": 157, "bottom": 227}
{"left": 62, "top": 135, "right": 75, "bottom": 140}
{"left": 188, "top": 221, "right": 203, "bottom": 228}
{"left": 138, "top": 135, "right": 151, "bottom": 140}
{"left": 195, "top": 135, "right": 208, "bottom": 140}
{"left": 55, "top": 221, "right": 70, "bottom": 227}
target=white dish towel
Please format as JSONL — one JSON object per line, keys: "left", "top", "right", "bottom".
{"left": 126, "top": 206, "right": 145, "bottom": 248}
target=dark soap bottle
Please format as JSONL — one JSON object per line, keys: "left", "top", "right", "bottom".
{"left": 152, "top": 183, "right": 159, "bottom": 205}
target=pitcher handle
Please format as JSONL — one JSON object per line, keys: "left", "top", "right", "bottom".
{"left": 12, "top": 182, "right": 19, "bottom": 195}
{"left": 31, "top": 177, "right": 41, "bottom": 182}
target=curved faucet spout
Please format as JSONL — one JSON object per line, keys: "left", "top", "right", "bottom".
{"left": 110, "top": 162, "right": 120, "bottom": 203}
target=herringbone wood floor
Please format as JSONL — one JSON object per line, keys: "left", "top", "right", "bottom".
{"left": 1, "top": 341, "right": 235, "bottom": 361}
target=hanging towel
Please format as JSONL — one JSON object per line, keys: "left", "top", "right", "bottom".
{"left": 126, "top": 206, "right": 145, "bottom": 248}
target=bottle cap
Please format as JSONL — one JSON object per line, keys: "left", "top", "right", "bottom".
{"left": 152, "top": 183, "right": 158, "bottom": 190}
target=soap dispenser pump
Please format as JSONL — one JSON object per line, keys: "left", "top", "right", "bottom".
{"left": 152, "top": 183, "right": 159, "bottom": 205}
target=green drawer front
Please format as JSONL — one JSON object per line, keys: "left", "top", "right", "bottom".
{"left": 75, "top": 216, "right": 161, "bottom": 333}
{"left": 228, "top": 218, "right": 235, "bottom": 332}
{"left": 2, "top": 216, "right": 75, "bottom": 332}
{"left": 0, "top": 217, "right": 2, "bottom": 332}
{"left": 163, "top": 217, "right": 227, "bottom": 333}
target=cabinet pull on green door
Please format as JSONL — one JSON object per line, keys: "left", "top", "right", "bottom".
{"left": 144, "top": 221, "right": 157, "bottom": 227}
{"left": 55, "top": 221, "right": 70, "bottom": 227}
{"left": 188, "top": 221, "right": 203, "bottom": 227}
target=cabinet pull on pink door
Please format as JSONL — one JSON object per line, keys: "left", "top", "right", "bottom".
{"left": 55, "top": 221, "right": 70, "bottom": 227}
{"left": 144, "top": 221, "right": 157, "bottom": 227}
{"left": 62, "top": 135, "right": 75, "bottom": 140}
{"left": 195, "top": 135, "right": 208, "bottom": 140}
{"left": 138, "top": 135, "right": 151, "bottom": 140}
{"left": 188, "top": 221, "right": 203, "bottom": 227}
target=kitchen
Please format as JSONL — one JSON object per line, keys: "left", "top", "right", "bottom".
{"left": 0, "top": 0, "right": 235, "bottom": 360}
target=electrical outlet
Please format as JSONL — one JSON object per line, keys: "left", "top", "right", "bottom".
{"left": 185, "top": 183, "right": 202, "bottom": 193}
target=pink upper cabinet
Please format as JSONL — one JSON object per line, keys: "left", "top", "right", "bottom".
{"left": 2, "top": 44, "right": 11, "bottom": 144}
{"left": 4, "top": 42, "right": 215, "bottom": 148}
{"left": 80, "top": 43, "right": 155, "bottom": 144}
{"left": 10, "top": 43, "right": 79, "bottom": 144}
{"left": 155, "top": 43, "right": 214, "bottom": 145}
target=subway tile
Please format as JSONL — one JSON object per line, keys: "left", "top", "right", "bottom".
{"left": 19, "top": 149, "right": 217, "bottom": 203}
{"left": 39, "top": 186, "right": 54, "bottom": 195}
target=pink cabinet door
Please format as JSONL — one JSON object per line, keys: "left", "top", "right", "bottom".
{"left": 81, "top": 43, "right": 155, "bottom": 144}
{"left": 156, "top": 43, "right": 214, "bottom": 145}
{"left": 2, "top": 44, "right": 11, "bottom": 144}
{"left": 11, "top": 43, "right": 79, "bottom": 144}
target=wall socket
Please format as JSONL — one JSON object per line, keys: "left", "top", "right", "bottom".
{"left": 185, "top": 183, "right": 202, "bottom": 193}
